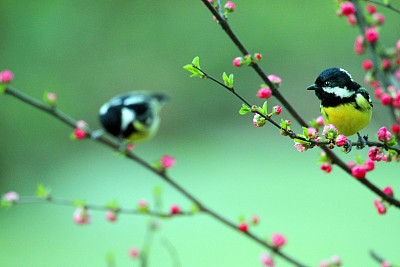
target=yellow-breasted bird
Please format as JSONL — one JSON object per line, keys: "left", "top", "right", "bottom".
{"left": 99, "top": 92, "right": 168, "bottom": 143}
{"left": 307, "top": 67, "right": 372, "bottom": 151}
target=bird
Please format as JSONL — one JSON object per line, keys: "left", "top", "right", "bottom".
{"left": 99, "top": 92, "right": 168, "bottom": 144}
{"left": 307, "top": 67, "right": 373, "bottom": 152}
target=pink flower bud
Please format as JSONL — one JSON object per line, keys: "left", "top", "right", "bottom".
{"left": 340, "top": 1, "right": 356, "bottom": 16}
{"left": 391, "top": 123, "right": 400, "bottom": 134}
{"left": 307, "top": 127, "right": 318, "bottom": 138}
{"left": 366, "top": 4, "right": 377, "bottom": 14}
{"left": 364, "top": 159, "right": 375, "bottom": 171}
{"left": 252, "top": 215, "right": 259, "bottom": 224}
{"left": 294, "top": 142, "right": 308, "bottom": 152}
{"left": 362, "top": 59, "right": 373, "bottom": 70}
{"left": 380, "top": 94, "right": 392, "bottom": 105}
{"left": 253, "top": 114, "right": 266, "bottom": 127}
{"left": 233, "top": 57, "right": 243, "bottom": 67}
{"left": 372, "top": 13, "right": 385, "bottom": 25}
{"left": 377, "top": 126, "right": 392, "bottom": 142}
{"left": 126, "top": 143, "right": 134, "bottom": 151}
{"left": 224, "top": 1, "right": 236, "bottom": 12}
{"left": 105, "top": 210, "right": 117, "bottom": 222}
{"left": 238, "top": 222, "right": 248, "bottom": 233}
{"left": 255, "top": 53, "right": 262, "bottom": 60}
{"left": 161, "top": 155, "right": 176, "bottom": 169}
{"left": 382, "top": 186, "right": 394, "bottom": 197}
{"left": 273, "top": 105, "right": 282, "bottom": 115}
{"left": 322, "top": 124, "right": 339, "bottom": 139}
{"left": 335, "top": 134, "right": 347, "bottom": 147}
{"left": 267, "top": 74, "right": 282, "bottom": 87}
{"left": 319, "top": 260, "right": 329, "bottom": 267}
{"left": 374, "top": 87, "right": 382, "bottom": 99}
{"left": 347, "top": 14, "right": 356, "bottom": 26}
{"left": 47, "top": 92, "right": 57, "bottom": 103}
{"left": 170, "top": 204, "right": 181, "bottom": 215}
{"left": 351, "top": 165, "right": 367, "bottom": 179}
{"left": 382, "top": 58, "right": 391, "bottom": 69}
{"left": 0, "top": 70, "right": 14, "bottom": 83}
{"left": 257, "top": 87, "right": 272, "bottom": 99}
{"left": 137, "top": 199, "right": 148, "bottom": 212}
{"left": 260, "top": 253, "right": 274, "bottom": 266}
{"left": 271, "top": 233, "right": 286, "bottom": 248}
{"left": 376, "top": 203, "right": 387, "bottom": 214}
{"left": 74, "top": 128, "right": 87, "bottom": 139}
{"left": 76, "top": 120, "right": 88, "bottom": 129}
{"left": 4, "top": 191, "right": 19, "bottom": 203}
{"left": 73, "top": 206, "right": 91, "bottom": 225}
{"left": 354, "top": 35, "right": 365, "bottom": 54}
{"left": 365, "top": 27, "right": 379, "bottom": 43}
{"left": 347, "top": 161, "right": 356, "bottom": 168}
{"left": 368, "top": 147, "right": 383, "bottom": 161}
{"left": 382, "top": 261, "right": 390, "bottom": 267}
{"left": 129, "top": 247, "right": 139, "bottom": 258}
{"left": 330, "top": 255, "right": 342, "bottom": 266}
{"left": 316, "top": 116, "right": 324, "bottom": 126}
{"left": 320, "top": 163, "right": 332, "bottom": 173}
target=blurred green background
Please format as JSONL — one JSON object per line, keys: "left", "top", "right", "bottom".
{"left": 1, "top": 1, "right": 400, "bottom": 266}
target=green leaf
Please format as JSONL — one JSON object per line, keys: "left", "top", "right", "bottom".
{"left": 228, "top": 74, "right": 234, "bottom": 87}
{"left": 238, "top": 215, "right": 246, "bottom": 222}
{"left": 36, "top": 184, "right": 50, "bottom": 198}
{"left": 245, "top": 55, "right": 252, "bottom": 65}
{"left": 153, "top": 185, "right": 163, "bottom": 198}
{"left": 183, "top": 64, "right": 203, "bottom": 78}
{"left": 105, "top": 199, "right": 119, "bottom": 210}
{"left": 256, "top": 107, "right": 265, "bottom": 115}
{"left": 239, "top": 104, "right": 251, "bottom": 115}
{"left": 354, "top": 155, "right": 364, "bottom": 165}
{"left": 192, "top": 56, "right": 200, "bottom": 68}
{"left": 262, "top": 101, "right": 267, "bottom": 115}
{"left": 72, "top": 200, "right": 86, "bottom": 207}
{"left": 302, "top": 127, "right": 309, "bottom": 138}
{"left": 191, "top": 203, "right": 200, "bottom": 214}
{"left": 0, "top": 84, "right": 6, "bottom": 94}
{"left": 1, "top": 199, "right": 12, "bottom": 208}
{"left": 387, "top": 136, "right": 398, "bottom": 147}
{"left": 222, "top": 72, "right": 234, "bottom": 88}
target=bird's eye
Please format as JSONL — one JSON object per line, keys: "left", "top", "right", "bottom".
{"left": 324, "top": 81, "right": 330, "bottom": 86}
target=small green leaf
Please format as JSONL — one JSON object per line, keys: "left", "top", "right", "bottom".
{"left": 36, "top": 184, "right": 50, "bottom": 198}
{"left": 183, "top": 64, "right": 203, "bottom": 78}
{"left": 228, "top": 74, "right": 234, "bottom": 87}
{"left": 1, "top": 199, "right": 12, "bottom": 208}
{"left": 0, "top": 84, "right": 6, "bottom": 94}
{"left": 238, "top": 215, "right": 246, "bottom": 222}
{"left": 191, "top": 203, "right": 200, "bottom": 214}
{"left": 105, "top": 199, "right": 119, "bottom": 210}
{"left": 256, "top": 107, "right": 265, "bottom": 115}
{"left": 354, "top": 155, "right": 364, "bottom": 165}
{"left": 387, "top": 136, "right": 398, "bottom": 147}
{"left": 302, "top": 127, "right": 309, "bottom": 138}
{"left": 239, "top": 104, "right": 251, "bottom": 114}
{"left": 192, "top": 56, "right": 200, "bottom": 68}
{"left": 245, "top": 55, "right": 252, "bottom": 65}
{"left": 72, "top": 200, "right": 86, "bottom": 207}
{"left": 262, "top": 101, "right": 267, "bottom": 115}
{"left": 153, "top": 185, "right": 163, "bottom": 198}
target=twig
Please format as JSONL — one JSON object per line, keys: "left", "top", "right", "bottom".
{"left": 2, "top": 86, "right": 309, "bottom": 267}
{"left": 364, "top": 0, "right": 400, "bottom": 14}
{"left": 200, "top": 0, "right": 400, "bottom": 208}
{"left": 16, "top": 196, "right": 190, "bottom": 218}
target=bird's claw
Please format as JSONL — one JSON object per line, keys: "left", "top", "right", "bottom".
{"left": 91, "top": 129, "right": 104, "bottom": 140}
{"left": 356, "top": 132, "right": 367, "bottom": 150}
{"left": 344, "top": 139, "right": 352, "bottom": 154}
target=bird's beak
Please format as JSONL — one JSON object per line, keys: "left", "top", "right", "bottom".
{"left": 307, "top": 84, "right": 318, "bottom": 90}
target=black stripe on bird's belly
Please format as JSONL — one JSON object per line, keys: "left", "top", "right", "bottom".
{"left": 122, "top": 123, "right": 137, "bottom": 138}
{"left": 319, "top": 93, "right": 356, "bottom": 108}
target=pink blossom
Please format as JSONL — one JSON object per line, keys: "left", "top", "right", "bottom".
{"left": 380, "top": 94, "right": 392, "bottom": 105}
{"left": 376, "top": 203, "right": 387, "bottom": 214}
{"left": 374, "top": 87, "right": 383, "bottom": 99}
{"left": 320, "top": 163, "right": 332, "bottom": 173}
{"left": 394, "top": 70, "right": 400, "bottom": 81}
{"left": 340, "top": 2, "right": 356, "bottom": 16}
{"left": 126, "top": 143, "right": 134, "bottom": 151}
{"left": 73, "top": 206, "right": 91, "bottom": 225}
{"left": 335, "top": 135, "right": 347, "bottom": 147}
{"left": 347, "top": 14, "right": 356, "bottom": 26}
{"left": 74, "top": 128, "right": 87, "bottom": 139}
{"left": 382, "top": 186, "right": 394, "bottom": 196}
{"left": 105, "top": 210, "right": 117, "bottom": 222}
{"left": 365, "top": 27, "right": 379, "bottom": 43}
{"left": 354, "top": 35, "right": 365, "bottom": 54}
{"left": 351, "top": 165, "right": 367, "bottom": 179}
{"left": 364, "top": 159, "right": 375, "bottom": 171}
{"left": 161, "top": 155, "right": 176, "bottom": 169}
{"left": 319, "top": 260, "right": 329, "bottom": 267}
{"left": 129, "top": 247, "right": 139, "bottom": 258}
{"left": 382, "top": 261, "right": 390, "bottom": 267}
{"left": 0, "top": 70, "right": 14, "bottom": 83}
{"left": 368, "top": 147, "right": 383, "bottom": 161}
{"left": 330, "top": 255, "right": 342, "bottom": 266}
{"left": 4, "top": 191, "right": 19, "bottom": 203}
{"left": 294, "top": 142, "right": 308, "bottom": 152}
{"left": 138, "top": 199, "right": 148, "bottom": 208}
{"left": 252, "top": 215, "right": 259, "bottom": 224}
{"left": 382, "top": 58, "right": 391, "bottom": 69}
{"left": 47, "top": 92, "right": 57, "bottom": 102}
{"left": 391, "top": 123, "right": 400, "bottom": 134}
{"left": 253, "top": 114, "right": 266, "bottom": 127}
{"left": 273, "top": 105, "right": 282, "bottom": 115}
{"left": 322, "top": 124, "right": 339, "bottom": 139}
{"left": 271, "top": 233, "right": 286, "bottom": 248}
{"left": 233, "top": 57, "right": 243, "bottom": 67}
{"left": 76, "top": 120, "right": 88, "bottom": 129}
{"left": 267, "top": 74, "right": 282, "bottom": 87}
{"left": 366, "top": 4, "right": 377, "bottom": 14}
{"left": 307, "top": 127, "right": 318, "bottom": 138}
{"left": 255, "top": 53, "right": 262, "bottom": 60}
{"left": 372, "top": 13, "right": 385, "bottom": 25}
{"left": 377, "top": 126, "right": 392, "bottom": 142}
{"left": 362, "top": 59, "right": 373, "bottom": 70}
{"left": 238, "top": 222, "right": 248, "bottom": 233}
{"left": 257, "top": 87, "right": 272, "bottom": 99}
{"left": 316, "top": 116, "right": 324, "bottom": 126}
{"left": 347, "top": 161, "right": 356, "bottom": 168}
{"left": 170, "top": 204, "right": 181, "bottom": 215}
{"left": 224, "top": 1, "right": 236, "bottom": 12}
{"left": 260, "top": 253, "right": 274, "bottom": 266}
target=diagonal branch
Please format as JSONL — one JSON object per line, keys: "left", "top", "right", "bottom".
{"left": 200, "top": 0, "right": 400, "bottom": 208}
{"left": 364, "top": 0, "right": 400, "bottom": 14}
{"left": 2, "top": 86, "right": 310, "bottom": 267}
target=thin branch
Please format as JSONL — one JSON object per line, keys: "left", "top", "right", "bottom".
{"left": 2, "top": 86, "right": 309, "bottom": 267}
{"left": 364, "top": 0, "right": 400, "bottom": 14}
{"left": 200, "top": 0, "right": 400, "bottom": 208}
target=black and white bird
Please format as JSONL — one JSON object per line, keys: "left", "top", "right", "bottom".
{"left": 99, "top": 92, "right": 168, "bottom": 143}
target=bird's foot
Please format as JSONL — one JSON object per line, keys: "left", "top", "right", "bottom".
{"left": 344, "top": 139, "right": 352, "bottom": 154}
{"left": 356, "top": 132, "right": 367, "bottom": 150}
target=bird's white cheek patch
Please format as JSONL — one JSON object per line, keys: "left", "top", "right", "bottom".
{"left": 322, "top": 86, "right": 355, "bottom": 98}
{"left": 121, "top": 108, "right": 135, "bottom": 131}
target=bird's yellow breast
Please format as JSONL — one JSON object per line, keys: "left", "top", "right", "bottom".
{"left": 321, "top": 102, "right": 372, "bottom": 137}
